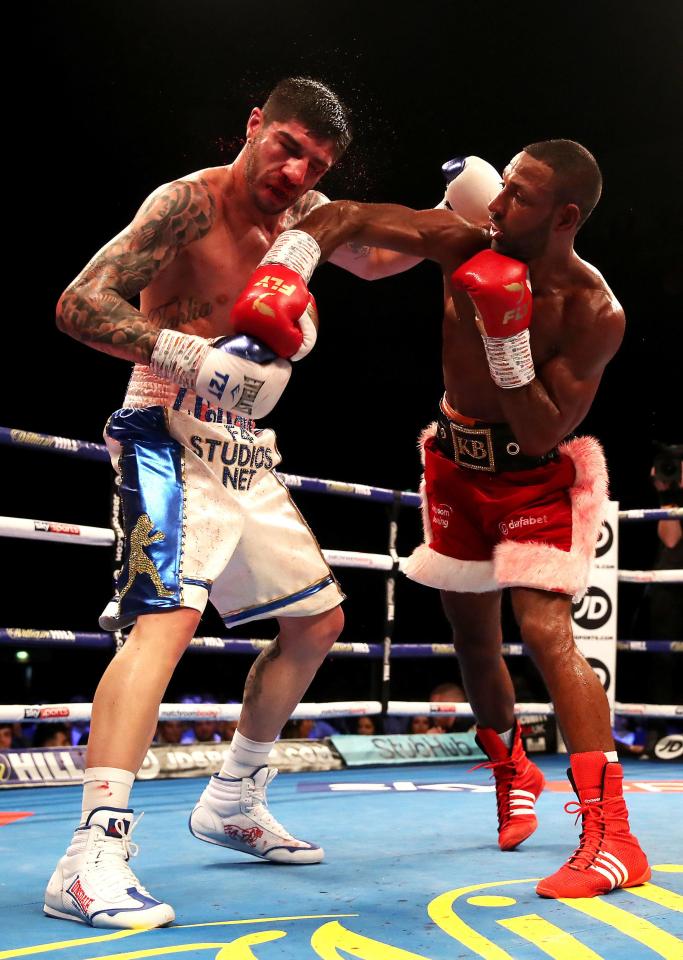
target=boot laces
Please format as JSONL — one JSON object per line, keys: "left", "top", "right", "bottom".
{"left": 88, "top": 814, "right": 152, "bottom": 899}
{"left": 471, "top": 757, "right": 518, "bottom": 826}
{"left": 243, "top": 770, "right": 296, "bottom": 842}
{"left": 563, "top": 795, "right": 621, "bottom": 870}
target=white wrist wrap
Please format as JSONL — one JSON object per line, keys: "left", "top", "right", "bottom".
{"left": 482, "top": 329, "right": 536, "bottom": 389}
{"left": 149, "top": 329, "right": 212, "bottom": 387}
{"left": 261, "top": 230, "right": 321, "bottom": 283}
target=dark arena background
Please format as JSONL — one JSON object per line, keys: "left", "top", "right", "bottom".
{"left": 0, "top": 2, "right": 681, "bottom": 958}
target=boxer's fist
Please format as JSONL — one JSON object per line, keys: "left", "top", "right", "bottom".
{"left": 150, "top": 329, "right": 292, "bottom": 418}
{"left": 452, "top": 249, "right": 535, "bottom": 388}
{"left": 197, "top": 335, "right": 292, "bottom": 418}
{"left": 440, "top": 156, "right": 502, "bottom": 223}
{"left": 231, "top": 229, "right": 322, "bottom": 361}
{"left": 231, "top": 264, "right": 312, "bottom": 359}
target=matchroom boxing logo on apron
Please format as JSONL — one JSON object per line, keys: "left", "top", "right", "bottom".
{"left": 571, "top": 501, "right": 619, "bottom": 710}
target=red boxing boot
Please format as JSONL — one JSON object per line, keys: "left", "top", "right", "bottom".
{"left": 474, "top": 724, "right": 546, "bottom": 851}
{"left": 536, "top": 752, "right": 651, "bottom": 898}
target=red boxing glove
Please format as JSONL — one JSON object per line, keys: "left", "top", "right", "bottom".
{"left": 231, "top": 264, "right": 315, "bottom": 359}
{"left": 452, "top": 249, "right": 535, "bottom": 388}
{"left": 231, "top": 229, "right": 322, "bottom": 361}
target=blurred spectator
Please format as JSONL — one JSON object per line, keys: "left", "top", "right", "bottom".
{"left": 427, "top": 681, "right": 472, "bottom": 733}
{"left": 155, "top": 720, "right": 184, "bottom": 745}
{"left": 355, "top": 715, "right": 382, "bottom": 735}
{"left": 182, "top": 718, "right": 221, "bottom": 745}
{"left": 280, "top": 718, "right": 339, "bottom": 739}
{"left": 32, "top": 723, "right": 71, "bottom": 748}
{"left": 0, "top": 724, "right": 13, "bottom": 749}
{"left": 218, "top": 720, "right": 238, "bottom": 742}
{"left": 408, "top": 715, "right": 432, "bottom": 734}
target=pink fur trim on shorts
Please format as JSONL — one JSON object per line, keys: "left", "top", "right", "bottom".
{"left": 493, "top": 435, "right": 608, "bottom": 600}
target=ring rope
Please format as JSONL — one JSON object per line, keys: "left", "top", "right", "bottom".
{"left": 3, "top": 425, "right": 682, "bottom": 521}
{"left": 1, "top": 699, "right": 680, "bottom": 724}
{"left": 2, "top": 629, "right": 681, "bottom": 656}
{"left": 2, "top": 514, "right": 681, "bottom": 583}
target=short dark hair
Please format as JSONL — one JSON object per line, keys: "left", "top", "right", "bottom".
{"left": 262, "top": 77, "right": 352, "bottom": 157}
{"left": 523, "top": 139, "right": 602, "bottom": 228}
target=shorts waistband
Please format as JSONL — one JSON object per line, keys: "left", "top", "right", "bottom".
{"left": 435, "top": 396, "right": 560, "bottom": 473}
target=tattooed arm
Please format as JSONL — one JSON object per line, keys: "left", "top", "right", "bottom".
{"left": 56, "top": 178, "right": 216, "bottom": 364}
{"left": 286, "top": 190, "right": 423, "bottom": 280}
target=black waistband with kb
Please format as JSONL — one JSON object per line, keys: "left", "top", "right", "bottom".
{"left": 434, "top": 404, "right": 560, "bottom": 474}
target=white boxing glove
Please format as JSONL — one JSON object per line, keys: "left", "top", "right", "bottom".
{"left": 437, "top": 156, "right": 502, "bottom": 223}
{"left": 150, "top": 330, "right": 292, "bottom": 419}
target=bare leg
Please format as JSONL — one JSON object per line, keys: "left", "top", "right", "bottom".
{"left": 511, "top": 587, "right": 613, "bottom": 753}
{"left": 441, "top": 589, "right": 515, "bottom": 730}
{"left": 86, "top": 607, "right": 201, "bottom": 773}
{"left": 238, "top": 605, "right": 344, "bottom": 742}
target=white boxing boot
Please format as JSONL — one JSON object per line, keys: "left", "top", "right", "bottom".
{"left": 44, "top": 807, "right": 175, "bottom": 928}
{"left": 189, "top": 766, "right": 323, "bottom": 864}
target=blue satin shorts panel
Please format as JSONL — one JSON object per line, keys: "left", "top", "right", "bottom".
{"left": 107, "top": 407, "right": 184, "bottom": 620}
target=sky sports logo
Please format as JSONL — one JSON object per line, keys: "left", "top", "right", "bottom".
{"left": 499, "top": 514, "right": 548, "bottom": 537}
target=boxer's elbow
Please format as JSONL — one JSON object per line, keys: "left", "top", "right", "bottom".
{"left": 55, "top": 287, "right": 73, "bottom": 335}
{"left": 56, "top": 282, "right": 97, "bottom": 341}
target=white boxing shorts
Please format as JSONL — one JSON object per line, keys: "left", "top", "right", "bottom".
{"left": 99, "top": 393, "right": 343, "bottom": 631}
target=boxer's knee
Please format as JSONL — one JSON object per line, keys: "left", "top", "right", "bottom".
{"left": 512, "top": 589, "right": 574, "bottom": 664}
{"left": 279, "top": 604, "right": 344, "bottom": 659}
{"left": 124, "top": 607, "right": 201, "bottom": 668}
{"left": 441, "top": 589, "right": 502, "bottom": 659}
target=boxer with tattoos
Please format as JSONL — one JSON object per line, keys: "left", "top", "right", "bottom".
{"left": 45, "top": 76, "right": 429, "bottom": 929}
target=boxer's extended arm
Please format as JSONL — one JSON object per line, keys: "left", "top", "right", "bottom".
{"left": 56, "top": 178, "right": 216, "bottom": 363}
{"left": 286, "top": 189, "right": 423, "bottom": 280}
{"left": 299, "top": 200, "right": 488, "bottom": 271}
{"left": 496, "top": 291, "right": 625, "bottom": 456}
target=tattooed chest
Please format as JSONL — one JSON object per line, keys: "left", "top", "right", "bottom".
{"left": 146, "top": 295, "right": 218, "bottom": 329}
{"left": 140, "top": 287, "right": 234, "bottom": 337}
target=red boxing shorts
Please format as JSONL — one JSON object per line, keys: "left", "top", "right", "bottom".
{"left": 404, "top": 424, "right": 608, "bottom": 599}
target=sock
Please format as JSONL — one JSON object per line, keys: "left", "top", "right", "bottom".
{"left": 81, "top": 767, "right": 135, "bottom": 822}
{"left": 497, "top": 727, "right": 514, "bottom": 749}
{"left": 604, "top": 750, "right": 618, "bottom": 763}
{"left": 219, "top": 730, "right": 274, "bottom": 780}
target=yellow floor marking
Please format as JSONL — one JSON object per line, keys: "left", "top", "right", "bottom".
{"left": 559, "top": 896, "right": 683, "bottom": 960}
{"left": 626, "top": 883, "right": 683, "bottom": 913}
{"left": 0, "top": 930, "right": 140, "bottom": 960}
{"left": 83, "top": 931, "right": 286, "bottom": 960}
{"left": 653, "top": 865, "right": 683, "bottom": 874}
{"left": 497, "top": 914, "right": 603, "bottom": 960}
{"left": 429, "top": 877, "right": 539, "bottom": 960}
{"left": 179, "top": 914, "right": 358, "bottom": 930}
{"left": 0, "top": 914, "right": 358, "bottom": 959}
{"left": 311, "top": 920, "right": 432, "bottom": 959}
{"left": 467, "top": 897, "right": 517, "bottom": 908}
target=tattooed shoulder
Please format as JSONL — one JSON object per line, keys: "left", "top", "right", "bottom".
{"left": 282, "top": 190, "right": 330, "bottom": 230}
{"left": 138, "top": 177, "right": 217, "bottom": 246}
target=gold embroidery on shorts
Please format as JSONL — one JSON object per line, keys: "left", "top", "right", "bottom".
{"left": 119, "top": 514, "right": 174, "bottom": 600}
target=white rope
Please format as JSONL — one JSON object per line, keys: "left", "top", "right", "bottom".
{"left": 4, "top": 699, "right": 680, "bottom": 723}
{"left": 0, "top": 516, "right": 115, "bottom": 547}
{"left": 618, "top": 569, "right": 683, "bottom": 583}
{"left": 4, "top": 516, "right": 681, "bottom": 583}
{"left": 386, "top": 701, "right": 554, "bottom": 718}
{"left": 0, "top": 701, "right": 383, "bottom": 724}
{"left": 612, "top": 703, "right": 683, "bottom": 719}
